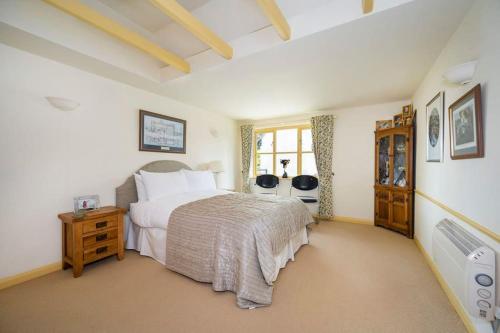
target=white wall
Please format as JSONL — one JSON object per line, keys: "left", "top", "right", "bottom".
{"left": 243, "top": 100, "right": 409, "bottom": 221}
{"left": 412, "top": 1, "right": 500, "bottom": 332}
{"left": 0, "top": 44, "right": 238, "bottom": 278}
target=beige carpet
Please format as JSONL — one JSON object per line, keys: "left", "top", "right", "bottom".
{"left": 0, "top": 222, "right": 466, "bottom": 333}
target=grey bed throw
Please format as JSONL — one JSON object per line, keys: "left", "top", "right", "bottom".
{"left": 165, "top": 193, "right": 313, "bottom": 308}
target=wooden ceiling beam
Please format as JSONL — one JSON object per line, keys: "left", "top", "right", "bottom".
{"left": 43, "top": 0, "right": 190, "bottom": 73}
{"left": 256, "top": 0, "right": 291, "bottom": 41}
{"left": 150, "top": 0, "right": 233, "bottom": 60}
{"left": 362, "top": 0, "right": 374, "bottom": 14}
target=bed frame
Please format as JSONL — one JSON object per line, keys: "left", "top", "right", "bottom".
{"left": 115, "top": 160, "right": 192, "bottom": 211}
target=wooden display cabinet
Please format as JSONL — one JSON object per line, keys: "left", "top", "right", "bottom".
{"left": 374, "top": 125, "right": 415, "bottom": 238}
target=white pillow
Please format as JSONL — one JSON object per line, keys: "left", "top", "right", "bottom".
{"left": 134, "top": 174, "right": 148, "bottom": 202}
{"left": 181, "top": 169, "right": 216, "bottom": 192}
{"left": 139, "top": 170, "right": 189, "bottom": 201}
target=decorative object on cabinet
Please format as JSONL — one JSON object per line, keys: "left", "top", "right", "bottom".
{"left": 374, "top": 125, "right": 415, "bottom": 238}
{"left": 280, "top": 159, "right": 290, "bottom": 178}
{"left": 58, "top": 206, "right": 125, "bottom": 277}
{"left": 73, "top": 195, "right": 100, "bottom": 217}
{"left": 449, "top": 84, "right": 483, "bottom": 160}
{"left": 376, "top": 120, "right": 393, "bottom": 130}
{"left": 426, "top": 92, "right": 444, "bottom": 162}
{"left": 139, "top": 110, "right": 186, "bottom": 153}
{"left": 393, "top": 113, "right": 404, "bottom": 127}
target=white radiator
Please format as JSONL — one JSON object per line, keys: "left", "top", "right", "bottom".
{"left": 432, "top": 219, "right": 496, "bottom": 321}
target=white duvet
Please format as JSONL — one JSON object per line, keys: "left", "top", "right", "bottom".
{"left": 129, "top": 189, "right": 231, "bottom": 229}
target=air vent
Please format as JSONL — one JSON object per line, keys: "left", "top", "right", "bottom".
{"left": 436, "top": 219, "right": 484, "bottom": 256}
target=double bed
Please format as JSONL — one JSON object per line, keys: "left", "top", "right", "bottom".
{"left": 116, "top": 160, "right": 313, "bottom": 308}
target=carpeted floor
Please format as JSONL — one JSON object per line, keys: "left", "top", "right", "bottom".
{"left": 0, "top": 222, "right": 466, "bottom": 333}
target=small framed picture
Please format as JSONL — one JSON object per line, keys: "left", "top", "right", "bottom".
{"left": 426, "top": 92, "right": 444, "bottom": 162}
{"left": 393, "top": 113, "right": 404, "bottom": 127}
{"left": 402, "top": 105, "right": 412, "bottom": 118}
{"left": 449, "top": 84, "right": 483, "bottom": 159}
{"left": 376, "top": 120, "right": 393, "bottom": 130}
{"left": 74, "top": 195, "right": 100, "bottom": 215}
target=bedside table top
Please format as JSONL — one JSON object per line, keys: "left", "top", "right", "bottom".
{"left": 58, "top": 206, "right": 126, "bottom": 223}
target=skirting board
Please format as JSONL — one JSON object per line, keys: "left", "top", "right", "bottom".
{"left": 414, "top": 238, "right": 476, "bottom": 333}
{"left": 0, "top": 262, "right": 61, "bottom": 290}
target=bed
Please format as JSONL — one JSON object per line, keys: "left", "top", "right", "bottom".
{"left": 116, "top": 160, "right": 313, "bottom": 308}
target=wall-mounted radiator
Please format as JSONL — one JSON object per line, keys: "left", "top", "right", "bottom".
{"left": 433, "top": 219, "right": 496, "bottom": 321}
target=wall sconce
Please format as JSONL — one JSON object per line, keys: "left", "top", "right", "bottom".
{"left": 443, "top": 60, "right": 477, "bottom": 85}
{"left": 45, "top": 96, "right": 80, "bottom": 111}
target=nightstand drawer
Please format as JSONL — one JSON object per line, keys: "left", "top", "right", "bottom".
{"left": 84, "top": 241, "right": 118, "bottom": 264}
{"left": 83, "top": 229, "right": 118, "bottom": 249}
{"left": 82, "top": 215, "right": 118, "bottom": 234}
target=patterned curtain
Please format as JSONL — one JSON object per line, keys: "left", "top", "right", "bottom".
{"left": 240, "top": 125, "right": 254, "bottom": 193}
{"left": 311, "top": 115, "right": 334, "bottom": 219}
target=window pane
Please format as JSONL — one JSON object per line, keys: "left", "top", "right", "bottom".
{"left": 276, "top": 129, "right": 297, "bottom": 152}
{"left": 256, "top": 132, "right": 273, "bottom": 153}
{"left": 301, "top": 153, "right": 317, "bottom": 176}
{"left": 256, "top": 154, "right": 273, "bottom": 175}
{"left": 302, "top": 128, "right": 313, "bottom": 152}
{"left": 276, "top": 153, "right": 297, "bottom": 177}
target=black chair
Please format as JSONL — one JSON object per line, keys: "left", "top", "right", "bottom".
{"left": 255, "top": 174, "right": 279, "bottom": 194}
{"left": 291, "top": 175, "right": 318, "bottom": 203}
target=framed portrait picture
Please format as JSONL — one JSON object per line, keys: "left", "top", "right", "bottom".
{"left": 393, "top": 113, "right": 403, "bottom": 127}
{"left": 139, "top": 110, "right": 186, "bottom": 154}
{"left": 449, "top": 84, "right": 483, "bottom": 159}
{"left": 402, "top": 104, "right": 412, "bottom": 118}
{"left": 376, "top": 120, "right": 393, "bottom": 130}
{"left": 426, "top": 92, "right": 444, "bottom": 162}
{"left": 73, "top": 195, "right": 100, "bottom": 215}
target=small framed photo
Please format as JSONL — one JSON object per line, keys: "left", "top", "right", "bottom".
{"left": 74, "top": 195, "right": 100, "bottom": 215}
{"left": 402, "top": 104, "right": 412, "bottom": 118}
{"left": 426, "top": 92, "right": 444, "bottom": 162}
{"left": 139, "top": 110, "right": 186, "bottom": 154}
{"left": 393, "top": 113, "right": 404, "bottom": 127}
{"left": 449, "top": 84, "right": 483, "bottom": 159}
{"left": 376, "top": 120, "right": 393, "bottom": 130}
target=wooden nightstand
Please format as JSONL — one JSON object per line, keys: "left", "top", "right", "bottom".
{"left": 58, "top": 206, "right": 126, "bottom": 277}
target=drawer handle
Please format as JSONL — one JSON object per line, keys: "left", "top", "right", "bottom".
{"left": 96, "top": 221, "right": 107, "bottom": 229}
{"left": 96, "top": 246, "right": 107, "bottom": 254}
{"left": 96, "top": 234, "right": 107, "bottom": 242}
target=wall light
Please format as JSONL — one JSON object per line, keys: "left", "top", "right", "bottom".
{"left": 45, "top": 96, "right": 80, "bottom": 111}
{"left": 443, "top": 60, "right": 477, "bottom": 85}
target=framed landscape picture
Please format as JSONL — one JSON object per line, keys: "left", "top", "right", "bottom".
{"left": 449, "top": 84, "right": 483, "bottom": 159}
{"left": 426, "top": 92, "right": 444, "bottom": 162}
{"left": 139, "top": 110, "right": 186, "bottom": 153}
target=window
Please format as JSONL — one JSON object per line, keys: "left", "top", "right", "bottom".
{"left": 254, "top": 125, "right": 317, "bottom": 177}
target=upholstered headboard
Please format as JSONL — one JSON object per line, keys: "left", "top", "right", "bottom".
{"left": 116, "top": 160, "right": 192, "bottom": 211}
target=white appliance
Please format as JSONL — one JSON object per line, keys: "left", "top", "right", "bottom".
{"left": 433, "top": 219, "right": 496, "bottom": 321}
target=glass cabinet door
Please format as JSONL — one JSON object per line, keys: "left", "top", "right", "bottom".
{"left": 393, "top": 134, "right": 408, "bottom": 188}
{"left": 377, "top": 135, "right": 390, "bottom": 185}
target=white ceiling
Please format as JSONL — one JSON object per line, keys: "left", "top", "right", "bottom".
{"left": 0, "top": 0, "right": 474, "bottom": 120}
{"left": 158, "top": 0, "right": 473, "bottom": 119}
{"left": 97, "top": 0, "right": 211, "bottom": 33}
